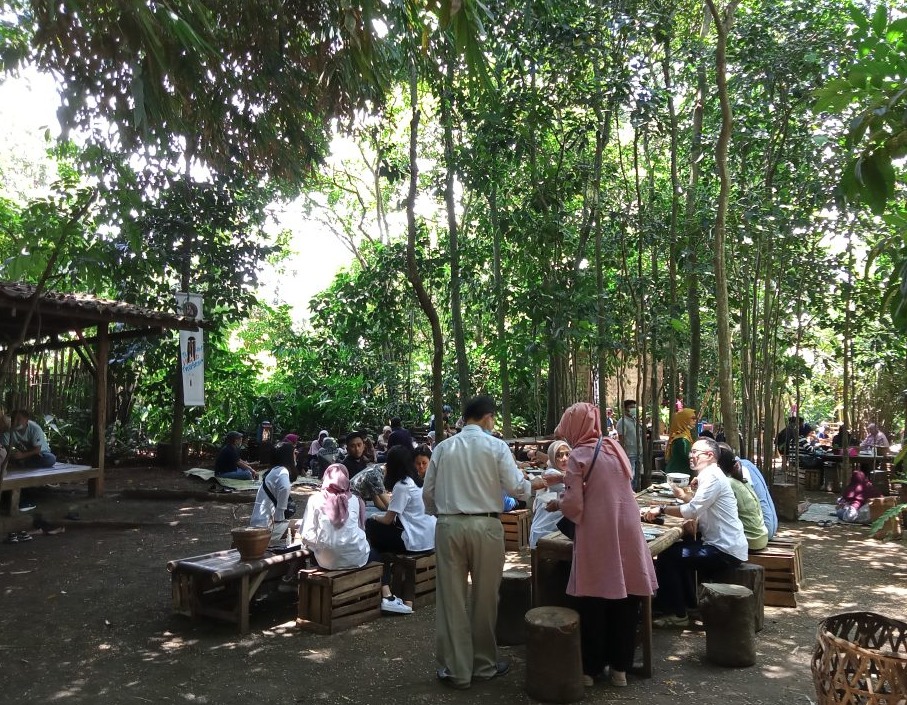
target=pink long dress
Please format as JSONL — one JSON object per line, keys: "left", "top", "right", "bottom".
{"left": 557, "top": 403, "right": 658, "bottom": 599}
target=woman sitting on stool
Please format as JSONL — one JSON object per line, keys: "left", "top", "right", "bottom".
{"left": 366, "top": 445, "right": 437, "bottom": 614}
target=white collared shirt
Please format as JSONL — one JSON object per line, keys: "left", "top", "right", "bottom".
{"left": 423, "top": 424, "right": 531, "bottom": 516}
{"left": 679, "top": 463, "right": 749, "bottom": 562}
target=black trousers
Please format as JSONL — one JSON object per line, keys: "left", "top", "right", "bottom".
{"left": 576, "top": 594, "right": 642, "bottom": 676}
{"left": 365, "top": 517, "right": 405, "bottom": 585}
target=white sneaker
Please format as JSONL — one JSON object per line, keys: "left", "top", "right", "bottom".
{"left": 381, "top": 596, "right": 413, "bottom": 615}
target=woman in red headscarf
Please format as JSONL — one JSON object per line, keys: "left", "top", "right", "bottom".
{"left": 547, "top": 402, "right": 658, "bottom": 688}
{"left": 299, "top": 463, "right": 370, "bottom": 569}
{"left": 836, "top": 469, "right": 882, "bottom": 524}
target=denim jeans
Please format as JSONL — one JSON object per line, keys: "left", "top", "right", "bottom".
{"left": 215, "top": 468, "right": 254, "bottom": 481}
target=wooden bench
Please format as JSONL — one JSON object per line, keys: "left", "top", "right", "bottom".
{"left": 167, "top": 547, "right": 308, "bottom": 634}
{"left": 296, "top": 562, "right": 384, "bottom": 634}
{"left": 1, "top": 463, "right": 101, "bottom": 517}
{"left": 500, "top": 508, "right": 532, "bottom": 551}
{"left": 389, "top": 551, "right": 436, "bottom": 608}
{"left": 747, "top": 538, "right": 802, "bottom": 608}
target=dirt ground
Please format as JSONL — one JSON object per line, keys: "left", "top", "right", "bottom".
{"left": 1, "top": 465, "right": 905, "bottom": 705}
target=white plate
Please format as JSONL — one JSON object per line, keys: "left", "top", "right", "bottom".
{"left": 658, "top": 489, "right": 676, "bottom": 498}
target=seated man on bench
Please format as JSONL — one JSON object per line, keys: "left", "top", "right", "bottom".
{"left": 4, "top": 410, "right": 56, "bottom": 469}
{"left": 2, "top": 409, "right": 56, "bottom": 513}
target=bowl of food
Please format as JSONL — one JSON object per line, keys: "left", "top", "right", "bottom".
{"left": 666, "top": 472, "right": 691, "bottom": 488}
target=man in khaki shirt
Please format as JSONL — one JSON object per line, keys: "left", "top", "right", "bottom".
{"left": 423, "top": 395, "right": 546, "bottom": 689}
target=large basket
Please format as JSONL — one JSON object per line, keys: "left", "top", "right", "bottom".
{"left": 811, "top": 611, "right": 907, "bottom": 704}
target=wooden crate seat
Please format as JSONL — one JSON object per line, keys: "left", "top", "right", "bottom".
{"left": 500, "top": 508, "right": 532, "bottom": 552}
{"left": 296, "top": 562, "right": 383, "bottom": 634}
{"left": 747, "top": 538, "right": 802, "bottom": 608}
{"left": 389, "top": 551, "right": 436, "bottom": 608}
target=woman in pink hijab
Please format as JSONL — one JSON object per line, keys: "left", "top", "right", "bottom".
{"left": 549, "top": 402, "right": 658, "bottom": 688}
{"left": 299, "top": 463, "right": 370, "bottom": 569}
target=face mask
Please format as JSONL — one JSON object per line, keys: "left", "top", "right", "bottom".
{"left": 628, "top": 408, "right": 637, "bottom": 418}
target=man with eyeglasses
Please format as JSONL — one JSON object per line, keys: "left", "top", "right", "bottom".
{"left": 643, "top": 436, "right": 748, "bottom": 627}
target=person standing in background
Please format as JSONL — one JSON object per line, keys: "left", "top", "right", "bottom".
{"left": 615, "top": 400, "right": 643, "bottom": 491}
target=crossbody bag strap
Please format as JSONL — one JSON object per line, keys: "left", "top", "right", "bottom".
{"left": 260, "top": 468, "right": 279, "bottom": 507}
{"left": 581, "top": 436, "right": 605, "bottom": 483}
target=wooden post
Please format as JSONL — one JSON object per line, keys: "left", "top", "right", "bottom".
{"left": 91, "top": 323, "right": 108, "bottom": 496}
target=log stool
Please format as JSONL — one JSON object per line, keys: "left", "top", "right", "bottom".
{"left": 698, "top": 583, "right": 756, "bottom": 667}
{"left": 496, "top": 569, "right": 532, "bottom": 645}
{"left": 714, "top": 562, "right": 765, "bottom": 632}
{"left": 525, "top": 606, "right": 584, "bottom": 703}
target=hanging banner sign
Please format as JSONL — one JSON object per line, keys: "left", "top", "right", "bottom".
{"left": 176, "top": 292, "right": 205, "bottom": 407}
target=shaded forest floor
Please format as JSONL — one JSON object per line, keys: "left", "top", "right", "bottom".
{"left": 1, "top": 465, "right": 905, "bottom": 704}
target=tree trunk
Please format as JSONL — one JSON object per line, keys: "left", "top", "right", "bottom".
{"left": 405, "top": 63, "right": 446, "bottom": 443}
{"left": 489, "top": 179, "right": 512, "bottom": 438}
{"left": 662, "top": 25, "right": 681, "bottom": 414}
{"left": 684, "top": 6, "right": 711, "bottom": 409}
{"left": 442, "top": 56, "right": 470, "bottom": 407}
{"left": 706, "top": 0, "right": 739, "bottom": 452}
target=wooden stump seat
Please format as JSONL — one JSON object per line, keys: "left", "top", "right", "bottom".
{"left": 699, "top": 582, "right": 757, "bottom": 667}
{"left": 496, "top": 569, "right": 532, "bottom": 645}
{"left": 714, "top": 562, "right": 765, "bottom": 631}
{"left": 296, "top": 562, "right": 384, "bottom": 634}
{"left": 525, "top": 606, "right": 584, "bottom": 703}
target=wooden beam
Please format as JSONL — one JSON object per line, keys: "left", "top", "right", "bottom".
{"left": 9, "top": 327, "right": 169, "bottom": 356}
{"left": 75, "top": 329, "right": 98, "bottom": 370}
{"left": 91, "top": 322, "right": 109, "bottom": 496}
{"left": 72, "top": 341, "right": 96, "bottom": 377}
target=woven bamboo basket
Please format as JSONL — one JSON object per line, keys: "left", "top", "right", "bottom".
{"left": 811, "top": 612, "right": 907, "bottom": 704}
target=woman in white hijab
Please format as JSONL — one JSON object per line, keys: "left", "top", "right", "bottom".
{"left": 529, "top": 440, "right": 571, "bottom": 548}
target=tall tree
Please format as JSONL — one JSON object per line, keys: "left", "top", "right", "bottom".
{"left": 705, "top": 0, "right": 739, "bottom": 450}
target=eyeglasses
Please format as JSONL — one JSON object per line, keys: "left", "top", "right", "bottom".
{"left": 690, "top": 448, "right": 713, "bottom": 457}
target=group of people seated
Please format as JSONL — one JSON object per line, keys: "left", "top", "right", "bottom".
{"left": 232, "top": 399, "right": 892, "bottom": 690}
{"left": 246, "top": 431, "right": 438, "bottom": 615}
{"left": 776, "top": 416, "right": 892, "bottom": 461}
{"left": 637, "top": 409, "right": 778, "bottom": 630}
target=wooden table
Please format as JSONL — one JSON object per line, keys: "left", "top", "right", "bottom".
{"left": 167, "top": 547, "right": 308, "bottom": 634}
{"left": 531, "top": 496, "right": 683, "bottom": 679}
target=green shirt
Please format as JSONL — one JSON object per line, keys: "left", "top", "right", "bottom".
{"left": 730, "top": 477, "right": 768, "bottom": 550}
{"left": 664, "top": 437, "right": 691, "bottom": 475}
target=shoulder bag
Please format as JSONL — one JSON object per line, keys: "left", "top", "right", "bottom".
{"left": 555, "top": 436, "right": 604, "bottom": 540}
{"left": 261, "top": 468, "right": 297, "bottom": 520}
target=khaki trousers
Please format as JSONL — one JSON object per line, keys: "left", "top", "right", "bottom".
{"left": 434, "top": 514, "right": 505, "bottom": 686}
